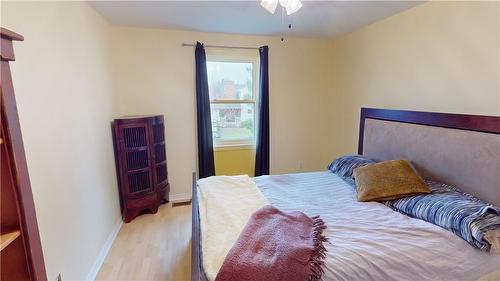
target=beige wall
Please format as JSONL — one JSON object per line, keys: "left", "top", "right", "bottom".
{"left": 326, "top": 1, "right": 500, "bottom": 160}
{"left": 111, "top": 27, "right": 332, "bottom": 197}
{"left": 215, "top": 148, "right": 255, "bottom": 176}
{"left": 1, "top": 2, "right": 121, "bottom": 280}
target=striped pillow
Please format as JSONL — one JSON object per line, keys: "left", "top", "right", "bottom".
{"left": 327, "top": 155, "right": 375, "bottom": 185}
{"left": 384, "top": 180, "right": 500, "bottom": 252}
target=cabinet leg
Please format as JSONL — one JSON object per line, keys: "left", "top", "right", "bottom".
{"left": 124, "top": 209, "right": 140, "bottom": 223}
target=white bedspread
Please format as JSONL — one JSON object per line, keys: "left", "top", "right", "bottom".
{"left": 254, "top": 172, "right": 500, "bottom": 281}
{"left": 198, "top": 175, "right": 269, "bottom": 281}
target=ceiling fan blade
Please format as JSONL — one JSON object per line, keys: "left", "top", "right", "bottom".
{"left": 261, "top": 0, "right": 278, "bottom": 14}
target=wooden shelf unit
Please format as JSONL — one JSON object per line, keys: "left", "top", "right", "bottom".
{"left": 1, "top": 230, "right": 21, "bottom": 251}
{"left": 113, "top": 115, "right": 170, "bottom": 223}
{"left": 1, "top": 27, "right": 47, "bottom": 280}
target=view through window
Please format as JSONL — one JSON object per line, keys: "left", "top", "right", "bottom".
{"left": 207, "top": 60, "right": 257, "bottom": 146}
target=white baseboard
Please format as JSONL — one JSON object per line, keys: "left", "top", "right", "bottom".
{"left": 170, "top": 192, "right": 192, "bottom": 203}
{"left": 86, "top": 217, "right": 123, "bottom": 281}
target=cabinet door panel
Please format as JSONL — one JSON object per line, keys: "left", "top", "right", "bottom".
{"left": 117, "top": 123, "right": 154, "bottom": 197}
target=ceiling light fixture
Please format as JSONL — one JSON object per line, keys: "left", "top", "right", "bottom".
{"left": 261, "top": 0, "right": 302, "bottom": 15}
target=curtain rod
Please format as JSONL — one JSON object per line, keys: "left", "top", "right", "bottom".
{"left": 181, "top": 43, "right": 259, "bottom": 50}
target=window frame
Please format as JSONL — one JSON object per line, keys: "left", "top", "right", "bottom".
{"left": 207, "top": 52, "right": 260, "bottom": 149}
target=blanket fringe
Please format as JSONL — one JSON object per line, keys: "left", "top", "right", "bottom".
{"left": 309, "top": 215, "right": 328, "bottom": 281}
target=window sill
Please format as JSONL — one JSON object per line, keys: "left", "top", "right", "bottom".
{"left": 214, "top": 144, "right": 256, "bottom": 151}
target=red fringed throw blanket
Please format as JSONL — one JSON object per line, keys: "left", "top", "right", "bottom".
{"left": 215, "top": 205, "right": 328, "bottom": 281}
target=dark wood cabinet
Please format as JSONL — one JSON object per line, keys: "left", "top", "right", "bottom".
{"left": 1, "top": 27, "right": 47, "bottom": 281}
{"left": 113, "top": 115, "right": 169, "bottom": 222}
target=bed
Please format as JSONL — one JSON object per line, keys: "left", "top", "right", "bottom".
{"left": 191, "top": 108, "right": 500, "bottom": 281}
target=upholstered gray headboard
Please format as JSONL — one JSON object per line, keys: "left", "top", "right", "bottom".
{"left": 358, "top": 108, "right": 500, "bottom": 207}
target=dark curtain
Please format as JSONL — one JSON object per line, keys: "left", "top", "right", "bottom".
{"left": 195, "top": 42, "right": 215, "bottom": 178}
{"left": 255, "top": 46, "right": 270, "bottom": 176}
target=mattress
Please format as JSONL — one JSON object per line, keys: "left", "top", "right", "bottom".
{"left": 253, "top": 172, "right": 500, "bottom": 281}
{"left": 199, "top": 171, "right": 500, "bottom": 281}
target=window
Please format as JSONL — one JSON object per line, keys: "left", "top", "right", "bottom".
{"left": 207, "top": 57, "right": 258, "bottom": 147}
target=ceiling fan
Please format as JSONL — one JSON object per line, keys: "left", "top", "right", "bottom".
{"left": 260, "top": 0, "right": 303, "bottom": 15}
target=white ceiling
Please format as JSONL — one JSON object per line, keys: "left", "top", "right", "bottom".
{"left": 89, "top": 1, "right": 422, "bottom": 38}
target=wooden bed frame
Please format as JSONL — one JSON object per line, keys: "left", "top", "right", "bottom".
{"left": 358, "top": 108, "right": 500, "bottom": 155}
{"left": 192, "top": 171, "right": 203, "bottom": 281}
{"left": 191, "top": 107, "right": 500, "bottom": 281}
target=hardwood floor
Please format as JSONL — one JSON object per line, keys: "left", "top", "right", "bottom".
{"left": 96, "top": 203, "right": 191, "bottom": 281}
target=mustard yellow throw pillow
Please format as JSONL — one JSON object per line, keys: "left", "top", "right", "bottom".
{"left": 353, "top": 159, "right": 431, "bottom": 202}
